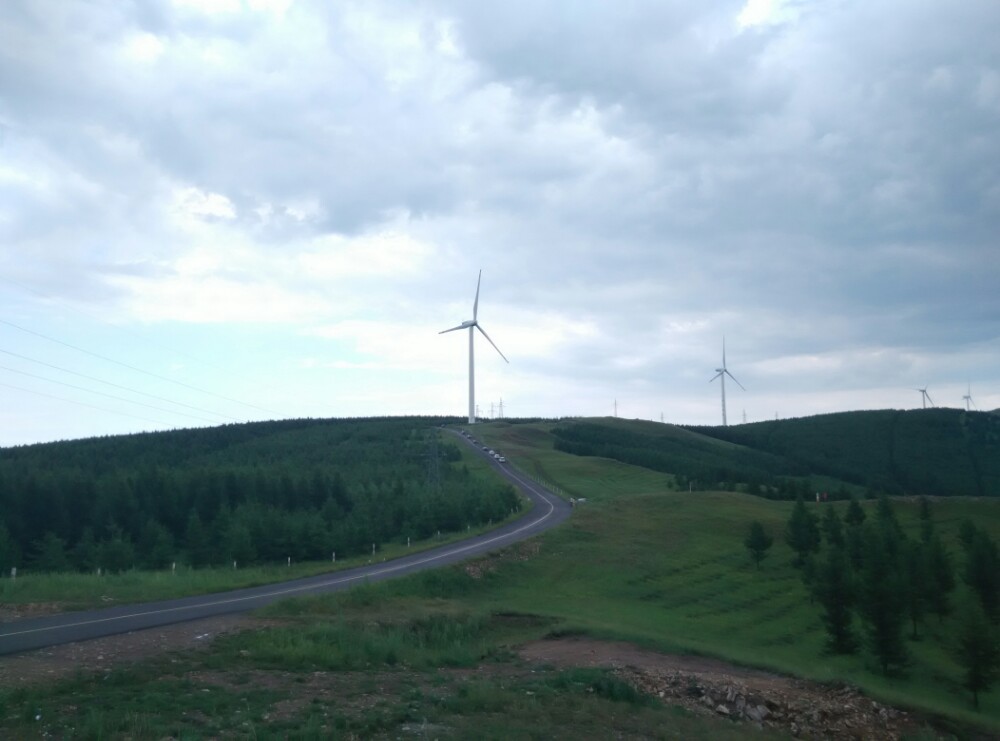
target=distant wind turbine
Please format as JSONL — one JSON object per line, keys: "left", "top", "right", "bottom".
{"left": 439, "top": 270, "right": 508, "bottom": 424}
{"left": 963, "top": 383, "right": 976, "bottom": 411}
{"left": 709, "top": 338, "right": 744, "bottom": 427}
{"left": 916, "top": 386, "right": 934, "bottom": 409}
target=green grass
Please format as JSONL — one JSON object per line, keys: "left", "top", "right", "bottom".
{"left": 462, "top": 421, "right": 1000, "bottom": 731}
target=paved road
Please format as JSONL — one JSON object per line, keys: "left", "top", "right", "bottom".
{"left": 0, "top": 430, "right": 572, "bottom": 656}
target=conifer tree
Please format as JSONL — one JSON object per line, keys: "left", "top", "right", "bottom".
{"left": 785, "top": 496, "right": 820, "bottom": 567}
{"left": 845, "top": 497, "right": 866, "bottom": 527}
{"left": 956, "top": 597, "right": 1000, "bottom": 710}
{"left": 744, "top": 521, "right": 773, "bottom": 569}
{"left": 963, "top": 529, "right": 1000, "bottom": 622}
{"left": 813, "top": 544, "right": 856, "bottom": 653}
{"left": 925, "top": 534, "right": 955, "bottom": 619}
{"left": 858, "top": 525, "right": 908, "bottom": 675}
{"left": 821, "top": 506, "right": 844, "bottom": 548}
{"left": 902, "top": 538, "right": 929, "bottom": 639}
{"left": 0, "top": 522, "right": 20, "bottom": 571}
{"left": 31, "top": 531, "right": 70, "bottom": 573}
{"left": 918, "top": 497, "right": 933, "bottom": 543}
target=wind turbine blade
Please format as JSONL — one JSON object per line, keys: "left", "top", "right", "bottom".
{"left": 473, "top": 269, "right": 482, "bottom": 321}
{"left": 438, "top": 324, "right": 466, "bottom": 334}
{"left": 722, "top": 336, "right": 726, "bottom": 369}
{"left": 709, "top": 372, "right": 723, "bottom": 383}
{"left": 476, "top": 324, "right": 508, "bottom": 363}
{"left": 726, "top": 370, "right": 746, "bottom": 391}
{"left": 926, "top": 392, "right": 934, "bottom": 407}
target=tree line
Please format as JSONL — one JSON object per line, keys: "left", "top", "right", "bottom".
{"left": 0, "top": 418, "right": 519, "bottom": 574}
{"left": 745, "top": 497, "right": 999, "bottom": 709}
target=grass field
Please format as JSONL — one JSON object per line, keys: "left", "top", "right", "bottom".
{"left": 2, "top": 419, "right": 998, "bottom": 737}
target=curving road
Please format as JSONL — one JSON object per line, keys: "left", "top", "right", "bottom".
{"left": 0, "top": 430, "right": 572, "bottom": 656}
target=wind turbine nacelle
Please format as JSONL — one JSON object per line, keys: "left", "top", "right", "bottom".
{"left": 460, "top": 320, "right": 476, "bottom": 328}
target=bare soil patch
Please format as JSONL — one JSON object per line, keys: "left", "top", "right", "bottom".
{"left": 518, "top": 636, "right": 953, "bottom": 740}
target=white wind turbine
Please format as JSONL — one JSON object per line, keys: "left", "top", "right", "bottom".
{"left": 439, "top": 270, "right": 508, "bottom": 424}
{"left": 963, "top": 383, "right": 976, "bottom": 411}
{"left": 916, "top": 386, "right": 934, "bottom": 409}
{"left": 709, "top": 338, "right": 744, "bottom": 427}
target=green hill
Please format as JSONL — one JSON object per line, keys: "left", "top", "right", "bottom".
{"left": 686, "top": 408, "right": 1000, "bottom": 497}
{"left": 546, "top": 409, "right": 1000, "bottom": 498}
{"left": 0, "top": 417, "right": 520, "bottom": 574}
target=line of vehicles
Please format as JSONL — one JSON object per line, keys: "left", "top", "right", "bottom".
{"left": 459, "top": 430, "right": 506, "bottom": 463}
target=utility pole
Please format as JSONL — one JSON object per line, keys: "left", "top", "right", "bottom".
{"left": 742, "top": 409, "right": 747, "bottom": 424}
{"left": 490, "top": 401, "right": 495, "bottom": 419}
{"left": 660, "top": 412, "right": 664, "bottom": 423}
{"left": 499, "top": 397, "right": 505, "bottom": 419}
{"left": 614, "top": 399, "right": 618, "bottom": 417}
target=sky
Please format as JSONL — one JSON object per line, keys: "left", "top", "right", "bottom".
{"left": 1, "top": 0, "right": 998, "bottom": 447}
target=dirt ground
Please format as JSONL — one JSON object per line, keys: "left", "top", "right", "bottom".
{"left": 519, "top": 637, "right": 956, "bottom": 740}
{"left": 0, "top": 616, "right": 970, "bottom": 739}
{"left": 0, "top": 614, "right": 276, "bottom": 686}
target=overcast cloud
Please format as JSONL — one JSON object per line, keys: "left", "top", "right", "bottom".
{"left": 1, "top": 0, "right": 998, "bottom": 445}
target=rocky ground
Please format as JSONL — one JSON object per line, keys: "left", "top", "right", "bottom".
{"left": 518, "top": 637, "right": 957, "bottom": 740}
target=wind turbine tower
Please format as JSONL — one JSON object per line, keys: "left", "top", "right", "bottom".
{"left": 916, "top": 386, "right": 934, "bottom": 409}
{"left": 963, "top": 384, "right": 976, "bottom": 411}
{"left": 439, "top": 270, "right": 509, "bottom": 424}
{"left": 709, "top": 338, "right": 745, "bottom": 427}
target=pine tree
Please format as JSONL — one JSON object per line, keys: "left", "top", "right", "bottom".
{"left": 964, "top": 530, "right": 1000, "bottom": 622}
{"left": 845, "top": 497, "right": 866, "bottom": 527}
{"left": 0, "top": 522, "right": 20, "bottom": 571}
{"left": 902, "top": 538, "right": 929, "bottom": 639}
{"left": 956, "top": 597, "right": 1000, "bottom": 710}
{"left": 925, "top": 534, "right": 955, "bottom": 619}
{"left": 813, "top": 545, "right": 856, "bottom": 653}
{"left": 858, "top": 525, "right": 908, "bottom": 675}
{"left": 73, "top": 528, "right": 99, "bottom": 572}
{"left": 785, "top": 496, "right": 820, "bottom": 567}
{"left": 918, "top": 497, "right": 933, "bottom": 543}
{"left": 31, "top": 531, "right": 70, "bottom": 573}
{"left": 184, "top": 511, "right": 213, "bottom": 568}
{"left": 821, "top": 506, "right": 844, "bottom": 548}
{"left": 744, "top": 521, "right": 774, "bottom": 569}
{"left": 844, "top": 497, "right": 866, "bottom": 570}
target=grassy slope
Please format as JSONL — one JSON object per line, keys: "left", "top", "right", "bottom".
{"left": 470, "top": 421, "right": 1000, "bottom": 731}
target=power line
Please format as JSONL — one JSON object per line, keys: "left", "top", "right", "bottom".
{"left": 0, "top": 381, "right": 174, "bottom": 428}
{"left": 0, "top": 275, "right": 272, "bottom": 395}
{"left": 0, "top": 319, "right": 276, "bottom": 414}
{"left": 0, "top": 348, "right": 240, "bottom": 421}
{"left": 0, "top": 364, "right": 221, "bottom": 424}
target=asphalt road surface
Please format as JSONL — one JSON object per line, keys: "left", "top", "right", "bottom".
{"left": 0, "top": 430, "right": 572, "bottom": 656}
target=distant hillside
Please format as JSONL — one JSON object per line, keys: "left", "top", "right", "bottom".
{"left": 549, "top": 409, "right": 1000, "bottom": 498}
{"left": 0, "top": 416, "right": 523, "bottom": 573}
{"left": 685, "top": 409, "right": 1000, "bottom": 497}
